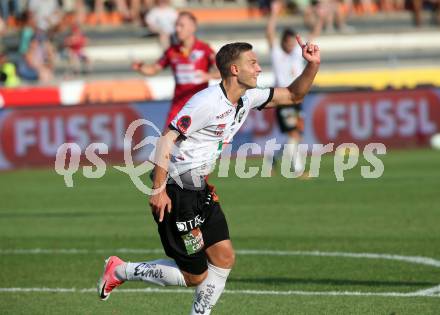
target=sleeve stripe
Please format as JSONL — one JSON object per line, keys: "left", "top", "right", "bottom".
{"left": 257, "top": 88, "right": 274, "bottom": 111}
{"left": 168, "top": 123, "right": 187, "bottom": 140}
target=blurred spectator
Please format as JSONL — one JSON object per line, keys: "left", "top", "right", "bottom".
{"left": 144, "top": 0, "right": 178, "bottom": 48}
{"left": 141, "top": 0, "right": 155, "bottom": 13}
{"left": 0, "top": 16, "right": 5, "bottom": 35}
{"left": 304, "top": 0, "right": 354, "bottom": 37}
{"left": 0, "top": 52, "right": 21, "bottom": 87}
{"left": 351, "top": 0, "right": 376, "bottom": 14}
{"left": 63, "top": 23, "right": 90, "bottom": 75}
{"left": 18, "top": 11, "right": 36, "bottom": 55}
{"left": 132, "top": 11, "right": 220, "bottom": 127}
{"left": 0, "top": 19, "right": 5, "bottom": 71}
{"left": 0, "top": 0, "right": 22, "bottom": 26}
{"left": 92, "top": 0, "right": 135, "bottom": 24}
{"left": 258, "top": 0, "right": 272, "bottom": 14}
{"left": 61, "top": 0, "right": 87, "bottom": 25}
{"left": 379, "top": 0, "right": 404, "bottom": 12}
{"left": 127, "top": 0, "right": 143, "bottom": 24}
{"left": 17, "top": 32, "right": 55, "bottom": 83}
{"left": 81, "top": 0, "right": 156, "bottom": 26}
{"left": 411, "top": 0, "right": 440, "bottom": 26}
{"left": 247, "top": 0, "right": 272, "bottom": 16}
{"left": 26, "top": 0, "right": 63, "bottom": 34}
{"left": 304, "top": 0, "right": 331, "bottom": 36}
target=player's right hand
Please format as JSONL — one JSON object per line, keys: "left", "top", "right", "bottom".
{"left": 149, "top": 190, "right": 172, "bottom": 222}
{"left": 296, "top": 35, "right": 320, "bottom": 65}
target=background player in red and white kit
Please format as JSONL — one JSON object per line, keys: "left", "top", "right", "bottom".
{"left": 132, "top": 11, "right": 220, "bottom": 127}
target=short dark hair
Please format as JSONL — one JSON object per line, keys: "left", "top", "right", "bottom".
{"left": 216, "top": 42, "right": 253, "bottom": 78}
{"left": 281, "top": 28, "right": 297, "bottom": 43}
{"left": 178, "top": 11, "right": 197, "bottom": 25}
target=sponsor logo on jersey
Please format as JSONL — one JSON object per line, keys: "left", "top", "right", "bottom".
{"left": 177, "top": 115, "right": 192, "bottom": 134}
{"left": 181, "top": 227, "right": 204, "bottom": 255}
{"left": 216, "top": 108, "right": 233, "bottom": 119}
{"left": 176, "top": 215, "right": 205, "bottom": 232}
{"left": 215, "top": 124, "right": 226, "bottom": 136}
{"left": 189, "top": 50, "right": 204, "bottom": 62}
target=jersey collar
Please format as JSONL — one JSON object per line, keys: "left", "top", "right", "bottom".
{"left": 220, "top": 81, "right": 241, "bottom": 108}
{"left": 219, "top": 82, "right": 244, "bottom": 115}
{"left": 176, "top": 37, "right": 200, "bottom": 57}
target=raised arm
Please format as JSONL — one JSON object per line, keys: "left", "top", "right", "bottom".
{"left": 149, "top": 128, "right": 179, "bottom": 222}
{"left": 266, "top": 0, "right": 283, "bottom": 50}
{"left": 265, "top": 35, "right": 320, "bottom": 107}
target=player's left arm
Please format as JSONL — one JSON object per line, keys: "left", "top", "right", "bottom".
{"left": 266, "top": 0, "right": 283, "bottom": 50}
{"left": 265, "top": 35, "right": 320, "bottom": 108}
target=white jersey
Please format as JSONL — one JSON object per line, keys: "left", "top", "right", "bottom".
{"left": 271, "top": 45, "right": 304, "bottom": 87}
{"left": 169, "top": 84, "right": 274, "bottom": 177}
{"left": 145, "top": 7, "right": 178, "bottom": 35}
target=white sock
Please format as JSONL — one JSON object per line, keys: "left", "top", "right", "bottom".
{"left": 289, "top": 138, "right": 306, "bottom": 174}
{"left": 285, "top": 137, "right": 307, "bottom": 174}
{"left": 189, "top": 262, "right": 231, "bottom": 315}
{"left": 117, "top": 259, "right": 187, "bottom": 287}
{"left": 285, "top": 138, "right": 298, "bottom": 171}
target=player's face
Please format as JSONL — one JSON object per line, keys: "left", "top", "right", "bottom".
{"left": 235, "top": 50, "right": 262, "bottom": 89}
{"left": 175, "top": 16, "right": 196, "bottom": 42}
{"left": 282, "top": 36, "right": 296, "bottom": 54}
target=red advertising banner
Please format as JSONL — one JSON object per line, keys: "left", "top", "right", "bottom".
{"left": 0, "top": 105, "right": 142, "bottom": 168}
{"left": 0, "top": 87, "right": 60, "bottom": 108}
{"left": 0, "top": 88, "right": 439, "bottom": 170}
{"left": 307, "top": 88, "right": 440, "bottom": 148}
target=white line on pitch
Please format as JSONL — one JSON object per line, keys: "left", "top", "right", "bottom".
{"left": 0, "top": 248, "right": 164, "bottom": 255}
{"left": 1, "top": 248, "right": 440, "bottom": 268}
{"left": 238, "top": 250, "right": 440, "bottom": 268}
{"left": 0, "top": 287, "right": 439, "bottom": 298}
{"left": 414, "top": 284, "right": 440, "bottom": 295}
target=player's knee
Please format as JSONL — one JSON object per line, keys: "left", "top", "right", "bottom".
{"left": 226, "top": 250, "right": 236, "bottom": 268}
{"left": 183, "top": 270, "right": 208, "bottom": 287}
{"left": 217, "top": 249, "right": 235, "bottom": 269}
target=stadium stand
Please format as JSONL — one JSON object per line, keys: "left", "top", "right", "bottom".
{"left": 2, "top": 4, "right": 440, "bottom": 90}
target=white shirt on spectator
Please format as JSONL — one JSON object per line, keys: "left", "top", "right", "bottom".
{"left": 145, "top": 7, "right": 178, "bottom": 35}
{"left": 27, "top": 0, "right": 61, "bottom": 31}
{"left": 271, "top": 45, "right": 304, "bottom": 87}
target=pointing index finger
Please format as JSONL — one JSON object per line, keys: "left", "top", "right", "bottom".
{"left": 296, "top": 35, "right": 305, "bottom": 48}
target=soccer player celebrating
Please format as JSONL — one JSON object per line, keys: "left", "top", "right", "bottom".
{"left": 98, "top": 37, "right": 320, "bottom": 314}
{"left": 132, "top": 11, "right": 220, "bottom": 127}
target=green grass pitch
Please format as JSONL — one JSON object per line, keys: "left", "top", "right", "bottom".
{"left": 1, "top": 149, "right": 440, "bottom": 314}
